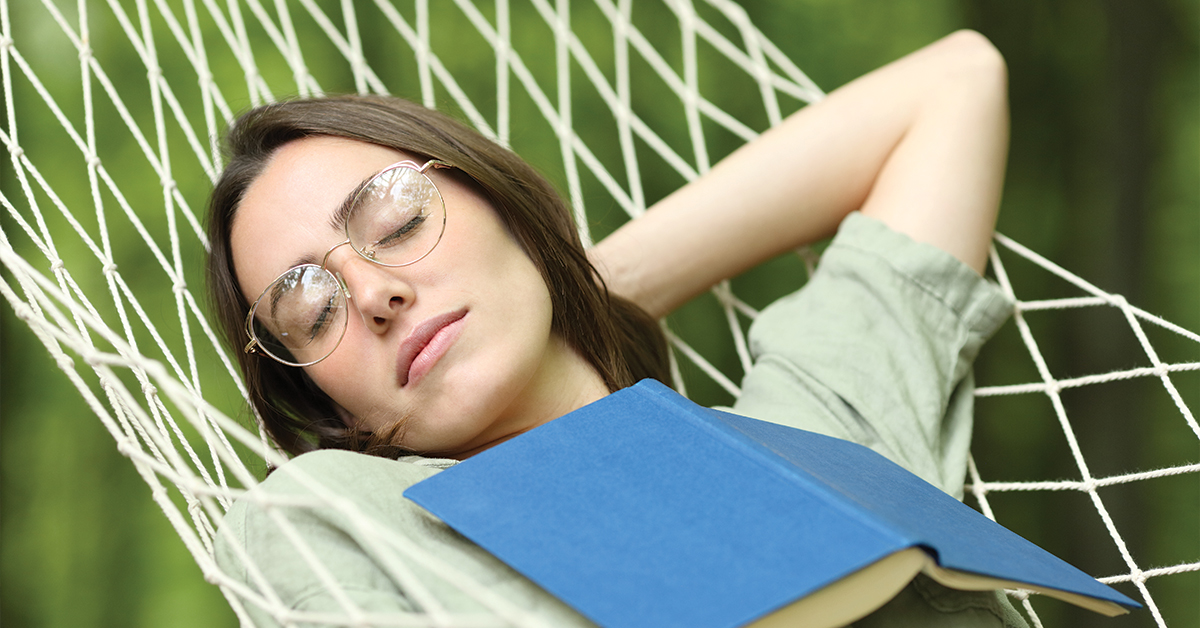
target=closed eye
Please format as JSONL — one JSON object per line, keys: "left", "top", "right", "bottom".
{"left": 308, "top": 293, "right": 338, "bottom": 341}
{"left": 375, "top": 214, "right": 427, "bottom": 248}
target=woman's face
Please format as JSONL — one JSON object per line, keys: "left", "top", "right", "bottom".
{"left": 231, "top": 136, "right": 607, "bottom": 457}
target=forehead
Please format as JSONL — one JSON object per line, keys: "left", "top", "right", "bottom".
{"left": 230, "top": 136, "right": 413, "bottom": 301}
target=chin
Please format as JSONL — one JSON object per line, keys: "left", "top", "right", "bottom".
{"left": 396, "top": 414, "right": 488, "bottom": 459}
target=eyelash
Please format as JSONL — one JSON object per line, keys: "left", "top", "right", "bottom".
{"left": 375, "top": 214, "right": 426, "bottom": 247}
{"left": 308, "top": 294, "right": 337, "bottom": 340}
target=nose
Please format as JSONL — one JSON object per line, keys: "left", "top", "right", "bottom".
{"left": 332, "top": 252, "right": 415, "bottom": 334}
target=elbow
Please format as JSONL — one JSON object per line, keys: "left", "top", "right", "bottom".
{"left": 939, "top": 30, "right": 1008, "bottom": 95}
{"left": 918, "top": 30, "right": 1009, "bottom": 130}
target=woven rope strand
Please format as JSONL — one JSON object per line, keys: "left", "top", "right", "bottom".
{"left": 2, "top": 3, "right": 1194, "bottom": 626}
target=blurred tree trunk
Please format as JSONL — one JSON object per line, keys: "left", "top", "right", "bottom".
{"left": 1071, "top": 0, "right": 1170, "bottom": 581}
{"left": 964, "top": 1, "right": 1188, "bottom": 625}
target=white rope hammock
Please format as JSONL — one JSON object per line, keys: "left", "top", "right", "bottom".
{"left": 1, "top": 1, "right": 1195, "bottom": 626}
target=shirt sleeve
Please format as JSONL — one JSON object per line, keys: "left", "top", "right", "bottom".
{"left": 729, "top": 212, "right": 1012, "bottom": 498}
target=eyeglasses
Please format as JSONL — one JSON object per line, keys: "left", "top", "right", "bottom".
{"left": 243, "top": 158, "right": 452, "bottom": 367}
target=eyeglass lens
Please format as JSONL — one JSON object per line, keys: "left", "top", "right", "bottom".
{"left": 346, "top": 165, "right": 445, "bottom": 266}
{"left": 248, "top": 163, "right": 446, "bottom": 366}
{"left": 249, "top": 266, "right": 349, "bottom": 365}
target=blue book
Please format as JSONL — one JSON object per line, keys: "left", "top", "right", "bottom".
{"left": 405, "top": 379, "right": 1139, "bottom": 628}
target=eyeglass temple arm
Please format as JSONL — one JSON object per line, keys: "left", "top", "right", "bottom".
{"left": 421, "top": 159, "right": 453, "bottom": 173}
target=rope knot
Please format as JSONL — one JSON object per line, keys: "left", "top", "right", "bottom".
{"left": 147, "top": 66, "right": 163, "bottom": 80}
{"left": 50, "top": 259, "right": 65, "bottom": 272}
{"left": 173, "top": 281, "right": 187, "bottom": 294}
{"left": 8, "top": 145, "right": 23, "bottom": 159}
{"left": 161, "top": 177, "right": 176, "bottom": 190}
{"left": 102, "top": 262, "right": 118, "bottom": 275}
{"left": 0, "top": 36, "right": 12, "bottom": 50}
{"left": 142, "top": 382, "right": 158, "bottom": 396}
{"left": 78, "top": 46, "right": 93, "bottom": 61}
{"left": 86, "top": 154, "right": 101, "bottom": 169}
{"left": 56, "top": 355, "right": 75, "bottom": 370}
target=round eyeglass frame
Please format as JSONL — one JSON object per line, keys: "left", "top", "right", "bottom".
{"left": 242, "top": 158, "right": 452, "bottom": 367}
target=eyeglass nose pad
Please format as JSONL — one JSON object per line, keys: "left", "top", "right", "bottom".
{"left": 335, "top": 271, "right": 352, "bottom": 301}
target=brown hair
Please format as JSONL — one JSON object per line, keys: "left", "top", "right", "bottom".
{"left": 207, "top": 95, "right": 669, "bottom": 457}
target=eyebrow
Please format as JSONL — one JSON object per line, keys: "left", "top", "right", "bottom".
{"left": 268, "top": 276, "right": 289, "bottom": 318}
{"left": 328, "top": 175, "right": 375, "bottom": 234}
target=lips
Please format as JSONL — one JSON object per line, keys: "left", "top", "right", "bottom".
{"left": 396, "top": 308, "right": 468, "bottom": 387}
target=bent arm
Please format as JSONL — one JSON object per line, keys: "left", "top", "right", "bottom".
{"left": 590, "top": 30, "right": 1009, "bottom": 319}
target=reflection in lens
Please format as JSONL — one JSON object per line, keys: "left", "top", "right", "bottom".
{"left": 250, "top": 266, "right": 348, "bottom": 366}
{"left": 347, "top": 164, "right": 446, "bottom": 266}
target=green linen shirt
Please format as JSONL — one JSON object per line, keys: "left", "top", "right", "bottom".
{"left": 215, "top": 212, "right": 1027, "bottom": 627}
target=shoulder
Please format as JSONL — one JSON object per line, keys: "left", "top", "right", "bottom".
{"left": 220, "top": 450, "right": 454, "bottom": 534}
{"left": 212, "top": 452, "right": 455, "bottom": 618}
{"left": 217, "top": 450, "right": 452, "bottom": 555}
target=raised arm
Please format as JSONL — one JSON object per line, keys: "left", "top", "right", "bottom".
{"left": 590, "top": 30, "right": 1009, "bottom": 319}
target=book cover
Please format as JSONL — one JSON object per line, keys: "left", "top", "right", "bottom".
{"left": 404, "top": 379, "right": 1139, "bottom": 628}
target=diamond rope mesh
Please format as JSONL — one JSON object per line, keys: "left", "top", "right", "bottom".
{"left": 0, "top": 1, "right": 1195, "bottom": 626}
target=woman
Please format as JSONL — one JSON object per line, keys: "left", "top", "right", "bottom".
{"left": 211, "top": 30, "right": 1025, "bottom": 627}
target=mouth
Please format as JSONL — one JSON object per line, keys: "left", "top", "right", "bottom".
{"left": 397, "top": 308, "right": 468, "bottom": 387}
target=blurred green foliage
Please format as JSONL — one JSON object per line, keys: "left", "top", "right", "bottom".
{"left": 1, "top": 1, "right": 1195, "bottom": 627}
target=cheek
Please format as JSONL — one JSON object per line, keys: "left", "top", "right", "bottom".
{"left": 519, "top": 266, "right": 556, "bottom": 339}
{"left": 507, "top": 266, "right": 556, "bottom": 345}
{"left": 302, "top": 349, "right": 371, "bottom": 415}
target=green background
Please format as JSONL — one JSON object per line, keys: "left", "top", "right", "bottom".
{"left": 2, "top": 1, "right": 1196, "bottom": 627}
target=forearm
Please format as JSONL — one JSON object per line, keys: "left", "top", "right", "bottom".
{"left": 590, "top": 30, "right": 1008, "bottom": 319}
